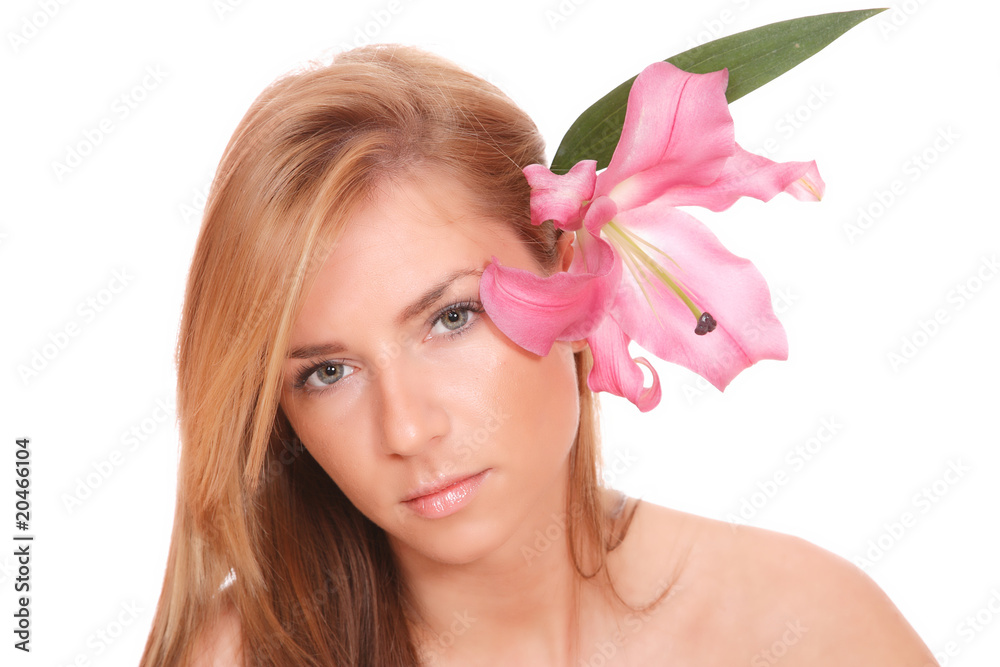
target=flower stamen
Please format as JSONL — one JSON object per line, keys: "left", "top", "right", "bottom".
{"left": 797, "top": 176, "right": 823, "bottom": 200}
{"left": 695, "top": 312, "right": 717, "bottom": 335}
{"left": 603, "top": 221, "right": 717, "bottom": 334}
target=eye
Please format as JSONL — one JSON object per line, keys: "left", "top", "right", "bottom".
{"left": 429, "top": 301, "right": 483, "bottom": 337}
{"left": 298, "top": 362, "right": 355, "bottom": 390}
{"left": 438, "top": 307, "right": 469, "bottom": 331}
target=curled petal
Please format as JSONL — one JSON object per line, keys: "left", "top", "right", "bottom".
{"left": 781, "top": 161, "right": 825, "bottom": 202}
{"left": 480, "top": 238, "right": 621, "bottom": 356}
{"left": 585, "top": 317, "right": 662, "bottom": 412}
{"left": 610, "top": 202, "right": 787, "bottom": 390}
{"left": 581, "top": 195, "right": 618, "bottom": 236}
{"left": 661, "top": 144, "right": 825, "bottom": 211}
{"left": 597, "top": 63, "right": 735, "bottom": 209}
{"left": 523, "top": 160, "right": 597, "bottom": 231}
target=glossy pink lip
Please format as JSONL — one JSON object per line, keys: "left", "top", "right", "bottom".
{"left": 402, "top": 469, "right": 492, "bottom": 519}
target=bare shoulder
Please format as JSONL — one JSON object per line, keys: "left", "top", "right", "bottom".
{"left": 190, "top": 599, "right": 244, "bottom": 667}
{"left": 611, "top": 500, "right": 938, "bottom": 666}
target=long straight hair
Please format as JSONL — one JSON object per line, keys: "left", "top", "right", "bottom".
{"left": 140, "top": 44, "right": 633, "bottom": 666}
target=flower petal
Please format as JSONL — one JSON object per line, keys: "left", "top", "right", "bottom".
{"left": 480, "top": 236, "right": 621, "bottom": 356}
{"left": 523, "top": 160, "right": 597, "bottom": 231}
{"left": 581, "top": 195, "right": 618, "bottom": 236}
{"left": 661, "top": 144, "right": 825, "bottom": 211}
{"left": 610, "top": 202, "right": 787, "bottom": 390}
{"left": 585, "top": 316, "right": 662, "bottom": 412}
{"left": 596, "top": 63, "right": 735, "bottom": 210}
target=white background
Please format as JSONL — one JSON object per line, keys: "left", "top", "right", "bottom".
{"left": 2, "top": 0, "right": 997, "bottom": 665}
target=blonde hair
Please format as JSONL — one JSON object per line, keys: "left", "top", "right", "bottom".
{"left": 140, "top": 44, "right": 631, "bottom": 666}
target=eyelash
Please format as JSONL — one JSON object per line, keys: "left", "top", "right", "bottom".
{"left": 292, "top": 299, "right": 485, "bottom": 392}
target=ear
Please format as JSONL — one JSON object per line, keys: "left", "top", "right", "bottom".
{"left": 556, "top": 231, "right": 575, "bottom": 272}
{"left": 554, "top": 233, "right": 587, "bottom": 353}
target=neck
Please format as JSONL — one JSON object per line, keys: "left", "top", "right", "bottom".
{"left": 391, "top": 476, "right": 616, "bottom": 665}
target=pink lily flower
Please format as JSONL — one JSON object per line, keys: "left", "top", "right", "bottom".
{"left": 480, "top": 61, "right": 825, "bottom": 411}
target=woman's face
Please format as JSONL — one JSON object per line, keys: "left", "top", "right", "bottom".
{"left": 279, "top": 168, "right": 583, "bottom": 566}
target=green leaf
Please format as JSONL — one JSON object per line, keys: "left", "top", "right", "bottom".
{"left": 549, "top": 9, "right": 886, "bottom": 175}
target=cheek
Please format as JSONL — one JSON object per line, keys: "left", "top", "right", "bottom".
{"left": 479, "top": 335, "right": 582, "bottom": 464}
{"left": 281, "top": 397, "right": 378, "bottom": 504}
{"left": 277, "top": 325, "right": 582, "bottom": 511}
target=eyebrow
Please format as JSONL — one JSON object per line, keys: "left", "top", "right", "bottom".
{"left": 287, "top": 267, "right": 484, "bottom": 360}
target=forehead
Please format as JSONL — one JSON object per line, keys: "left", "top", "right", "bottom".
{"left": 331, "top": 175, "right": 502, "bottom": 276}
{"left": 292, "top": 170, "right": 535, "bottom": 336}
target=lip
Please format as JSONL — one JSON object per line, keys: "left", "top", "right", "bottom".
{"left": 402, "top": 469, "right": 492, "bottom": 519}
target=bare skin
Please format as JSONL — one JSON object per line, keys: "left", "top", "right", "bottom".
{"left": 191, "top": 169, "right": 937, "bottom": 666}
{"left": 401, "top": 491, "right": 938, "bottom": 666}
{"left": 193, "top": 495, "right": 938, "bottom": 666}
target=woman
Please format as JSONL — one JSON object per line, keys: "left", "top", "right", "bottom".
{"left": 140, "top": 44, "right": 936, "bottom": 666}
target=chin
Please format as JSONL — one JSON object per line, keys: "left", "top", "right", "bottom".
{"left": 387, "top": 513, "right": 516, "bottom": 567}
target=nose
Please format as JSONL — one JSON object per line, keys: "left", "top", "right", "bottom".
{"left": 375, "top": 352, "right": 450, "bottom": 456}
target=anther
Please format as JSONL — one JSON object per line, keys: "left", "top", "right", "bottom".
{"left": 694, "top": 312, "right": 717, "bottom": 335}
